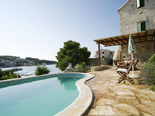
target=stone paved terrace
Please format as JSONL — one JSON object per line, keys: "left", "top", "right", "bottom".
{"left": 86, "top": 67, "right": 155, "bottom": 116}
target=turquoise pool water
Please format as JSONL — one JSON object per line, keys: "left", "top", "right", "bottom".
{"left": 0, "top": 73, "right": 86, "bottom": 116}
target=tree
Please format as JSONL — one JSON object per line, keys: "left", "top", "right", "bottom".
{"left": 56, "top": 40, "right": 91, "bottom": 71}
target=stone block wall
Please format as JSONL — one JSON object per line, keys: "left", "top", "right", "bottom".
{"left": 118, "top": 0, "right": 155, "bottom": 68}
{"left": 121, "top": 41, "right": 154, "bottom": 68}
{"left": 89, "top": 58, "right": 112, "bottom": 66}
{"left": 118, "top": 0, "right": 155, "bottom": 35}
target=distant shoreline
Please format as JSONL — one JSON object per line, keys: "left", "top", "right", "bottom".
{"left": 0, "top": 63, "right": 56, "bottom": 69}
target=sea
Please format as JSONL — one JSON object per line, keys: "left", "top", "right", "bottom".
{"left": 0, "top": 64, "right": 61, "bottom": 77}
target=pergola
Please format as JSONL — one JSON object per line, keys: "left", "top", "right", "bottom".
{"left": 94, "top": 29, "right": 155, "bottom": 66}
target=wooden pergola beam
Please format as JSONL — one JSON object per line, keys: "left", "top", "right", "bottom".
{"left": 94, "top": 29, "right": 155, "bottom": 46}
{"left": 115, "top": 37, "right": 125, "bottom": 44}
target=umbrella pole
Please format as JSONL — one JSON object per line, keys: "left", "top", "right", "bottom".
{"left": 131, "top": 53, "right": 134, "bottom": 75}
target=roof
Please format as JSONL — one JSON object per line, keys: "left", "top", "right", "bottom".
{"left": 118, "top": 0, "right": 130, "bottom": 12}
{"left": 94, "top": 29, "right": 155, "bottom": 47}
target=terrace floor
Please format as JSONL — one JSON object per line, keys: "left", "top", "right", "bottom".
{"left": 86, "top": 67, "right": 155, "bottom": 116}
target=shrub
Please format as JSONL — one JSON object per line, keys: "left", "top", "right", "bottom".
{"left": 148, "top": 54, "right": 155, "bottom": 64}
{"left": 0, "top": 70, "right": 20, "bottom": 80}
{"left": 35, "top": 64, "right": 50, "bottom": 75}
{"left": 140, "top": 54, "right": 155, "bottom": 87}
{"left": 140, "top": 63, "right": 155, "bottom": 85}
{"left": 73, "top": 62, "right": 89, "bottom": 72}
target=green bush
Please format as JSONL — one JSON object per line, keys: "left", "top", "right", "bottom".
{"left": 0, "top": 70, "right": 20, "bottom": 80}
{"left": 148, "top": 54, "right": 155, "bottom": 64}
{"left": 73, "top": 62, "right": 90, "bottom": 72}
{"left": 35, "top": 64, "right": 50, "bottom": 75}
{"left": 140, "top": 54, "right": 155, "bottom": 87}
{"left": 140, "top": 63, "right": 155, "bottom": 85}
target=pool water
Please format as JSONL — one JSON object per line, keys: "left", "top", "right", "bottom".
{"left": 0, "top": 74, "right": 85, "bottom": 116}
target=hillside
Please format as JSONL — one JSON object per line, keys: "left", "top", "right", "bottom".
{"left": 0, "top": 55, "right": 56, "bottom": 67}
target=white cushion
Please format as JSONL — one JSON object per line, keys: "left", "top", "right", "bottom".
{"left": 116, "top": 68, "right": 128, "bottom": 73}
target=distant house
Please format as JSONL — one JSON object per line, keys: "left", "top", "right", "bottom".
{"left": 16, "top": 57, "right": 22, "bottom": 61}
{"left": 10, "top": 61, "right": 16, "bottom": 67}
{"left": 94, "top": 0, "right": 155, "bottom": 67}
{"left": 4, "top": 60, "right": 11, "bottom": 67}
{"left": 94, "top": 49, "right": 113, "bottom": 59}
{"left": 0, "top": 59, "right": 16, "bottom": 67}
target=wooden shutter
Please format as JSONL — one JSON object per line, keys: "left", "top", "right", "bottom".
{"left": 137, "top": 0, "right": 145, "bottom": 8}
{"left": 137, "top": 22, "right": 146, "bottom": 32}
{"left": 137, "top": 22, "right": 141, "bottom": 32}
{"left": 137, "top": 0, "right": 140, "bottom": 8}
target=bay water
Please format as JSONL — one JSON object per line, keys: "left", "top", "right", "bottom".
{"left": 0, "top": 64, "right": 61, "bottom": 77}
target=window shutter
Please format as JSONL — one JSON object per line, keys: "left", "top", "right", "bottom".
{"left": 137, "top": 0, "right": 140, "bottom": 8}
{"left": 141, "top": 22, "right": 146, "bottom": 31}
{"left": 137, "top": 22, "right": 146, "bottom": 32}
{"left": 137, "top": 23, "right": 141, "bottom": 32}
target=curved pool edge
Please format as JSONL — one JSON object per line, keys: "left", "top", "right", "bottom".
{"left": 55, "top": 73, "right": 95, "bottom": 116}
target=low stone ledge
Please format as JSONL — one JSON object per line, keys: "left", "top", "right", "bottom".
{"left": 55, "top": 73, "right": 95, "bottom": 116}
{"left": 91, "top": 65, "right": 110, "bottom": 72}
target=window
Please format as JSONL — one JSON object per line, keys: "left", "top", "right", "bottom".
{"left": 137, "top": 21, "right": 146, "bottom": 32}
{"left": 137, "top": 0, "right": 145, "bottom": 8}
{"left": 102, "top": 52, "right": 104, "bottom": 54}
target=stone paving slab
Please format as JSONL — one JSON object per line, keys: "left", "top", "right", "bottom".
{"left": 86, "top": 67, "right": 155, "bottom": 116}
{"left": 89, "top": 106, "right": 116, "bottom": 115}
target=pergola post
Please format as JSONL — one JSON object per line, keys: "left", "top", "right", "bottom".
{"left": 98, "top": 43, "right": 101, "bottom": 66}
{"left": 153, "top": 31, "right": 155, "bottom": 54}
{"left": 154, "top": 35, "right": 155, "bottom": 54}
{"left": 154, "top": 33, "right": 155, "bottom": 54}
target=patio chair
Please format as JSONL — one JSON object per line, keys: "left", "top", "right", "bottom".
{"left": 116, "top": 59, "right": 135, "bottom": 84}
{"left": 116, "top": 60, "right": 131, "bottom": 70}
{"left": 116, "top": 61, "right": 126, "bottom": 70}
{"left": 114, "top": 60, "right": 124, "bottom": 66}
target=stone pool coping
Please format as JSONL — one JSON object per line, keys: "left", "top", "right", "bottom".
{"left": 0, "top": 72, "right": 95, "bottom": 116}
{"left": 55, "top": 73, "right": 95, "bottom": 116}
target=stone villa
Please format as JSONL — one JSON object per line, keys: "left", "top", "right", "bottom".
{"left": 94, "top": 0, "right": 155, "bottom": 67}
{"left": 94, "top": 49, "right": 113, "bottom": 59}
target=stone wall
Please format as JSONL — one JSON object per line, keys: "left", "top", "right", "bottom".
{"left": 121, "top": 41, "right": 154, "bottom": 68}
{"left": 118, "top": 0, "right": 155, "bottom": 68}
{"left": 88, "top": 58, "right": 99, "bottom": 66}
{"left": 89, "top": 58, "right": 112, "bottom": 66}
{"left": 118, "top": 0, "right": 155, "bottom": 35}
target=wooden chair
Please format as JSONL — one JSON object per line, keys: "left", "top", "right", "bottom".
{"left": 116, "top": 62, "right": 126, "bottom": 70}
{"left": 113, "top": 60, "right": 124, "bottom": 66}
{"left": 116, "top": 59, "right": 135, "bottom": 84}
{"left": 116, "top": 60, "right": 132, "bottom": 70}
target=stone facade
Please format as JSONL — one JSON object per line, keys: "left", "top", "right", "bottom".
{"left": 118, "top": 0, "right": 155, "bottom": 67}
{"left": 121, "top": 41, "right": 154, "bottom": 68}
{"left": 118, "top": 0, "right": 155, "bottom": 34}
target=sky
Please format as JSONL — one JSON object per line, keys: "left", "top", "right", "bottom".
{"left": 0, "top": 0, "right": 127, "bottom": 61}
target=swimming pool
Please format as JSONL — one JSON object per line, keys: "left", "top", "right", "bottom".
{"left": 0, "top": 73, "right": 88, "bottom": 116}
